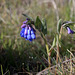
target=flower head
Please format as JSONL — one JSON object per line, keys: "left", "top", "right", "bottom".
{"left": 67, "top": 27, "right": 74, "bottom": 34}
{"left": 20, "top": 19, "right": 36, "bottom": 41}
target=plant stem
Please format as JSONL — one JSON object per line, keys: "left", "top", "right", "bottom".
{"left": 1, "top": 65, "right": 3, "bottom": 75}
{"left": 46, "top": 44, "right": 51, "bottom": 67}
{"left": 41, "top": 32, "right": 51, "bottom": 67}
{"left": 56, "top": 43, "right": 59, "bottom": 63}
{"left": 56, "top": 35, "right": 59, "bottom": 63}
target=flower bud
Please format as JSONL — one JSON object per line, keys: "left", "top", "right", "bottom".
{"left": 21, "top": 24, "right": 26, "bottom": 28}
{"left": 23, "top": 20, "right": 28, "bottom": 24}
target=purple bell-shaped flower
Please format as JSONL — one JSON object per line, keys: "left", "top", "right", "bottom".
{"left": 67, "top": 27, "right": 74, "bottom": 34}
{"left": 20, "top": 19, "right": 36, "bottom": 41}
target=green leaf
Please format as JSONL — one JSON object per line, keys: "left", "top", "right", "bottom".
{"left": 51, "top": 36, "right": 57, "bottom": 48}
{"left": 62, "top": 21, "right": 75, "bottom": 27}
{"left": 35, "top": 16, "right": 47, "bottom": 35}
{"left": 35, "top": 16, "right": 42, "bottom": 31}
{"left": 1, "top": 32, "right": 3, "bottom": 40}
{"left": 41, "top": 19, "right": 47, "bottom": 35}
{"left": 57, "top": 19, "right": 62, "bottom": 34}
{"left": 22, "top": 14, "right": 33, "bottom": 20}
{"left": 1, "top": 65, "right": 3, "bottom": 75}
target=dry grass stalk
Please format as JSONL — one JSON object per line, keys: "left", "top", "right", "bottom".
{"left": 36, "top": 57, "right": 75, "bottom": 75}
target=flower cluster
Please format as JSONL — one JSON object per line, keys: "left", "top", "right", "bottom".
{"left": 67, "top": 27, "right": 74, "bottom": 34}
{"left": 20, "top": 18, "right": 36, "bottom": 41}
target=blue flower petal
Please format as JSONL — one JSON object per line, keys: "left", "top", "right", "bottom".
{"left": 31, "top": 29, "right": 34, "bottom": 34}
{"left": 25, "top": 38, "right": 28, "bottom": 40}
{"left": 20, "top": 32, "right": 24, "bottom": 37}
{"left": 27, "top": 35, "right": 32, "bottom": 40}
{"left": 31, "top": 34, "right": 36, "bottom": 39}
{"left": 29, "top": 39, "right": 33, "bottom": 41}
{"left": 20, "top": 28, "right": 25, "bottom": 37}
{"left": 67, "top": 27, "right": 74, "bottom": 34}
{"left": 24, "top": 34, "right": 27, "bottom": 38}
{"left": 28, "top": 29, "right": 31, "bottom": 35}
{"left": 21, "top": 28, "right": 25, "bottom": 32}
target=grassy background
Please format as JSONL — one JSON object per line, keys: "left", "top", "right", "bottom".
{"left": 0, "top": 0, "right": 75, "bottom": 75}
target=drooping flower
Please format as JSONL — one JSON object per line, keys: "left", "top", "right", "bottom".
{"left": 67, "top": 27, "right": 74, "bottom": 34}
{"left": 20, "top": 19, "right": 36, "bottom": 41}
{"left": 20, "top": 28, "right": 25, "bottom": 37}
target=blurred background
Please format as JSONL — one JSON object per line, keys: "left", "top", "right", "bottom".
{"left": 0, "top": 0, "right": 75, "bottom": 75}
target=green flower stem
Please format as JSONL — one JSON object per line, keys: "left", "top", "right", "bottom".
{"left": 1, "top": 65, "right": 3, "bottom": 75}
{"left": 41, "top": 32, "right": 51, "bottom": 67}
{"left": 57, "top": 26, "right": 62, "bottom": 63}
{"left": 46, "top": 44, "right": 51, "bottom": 67}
